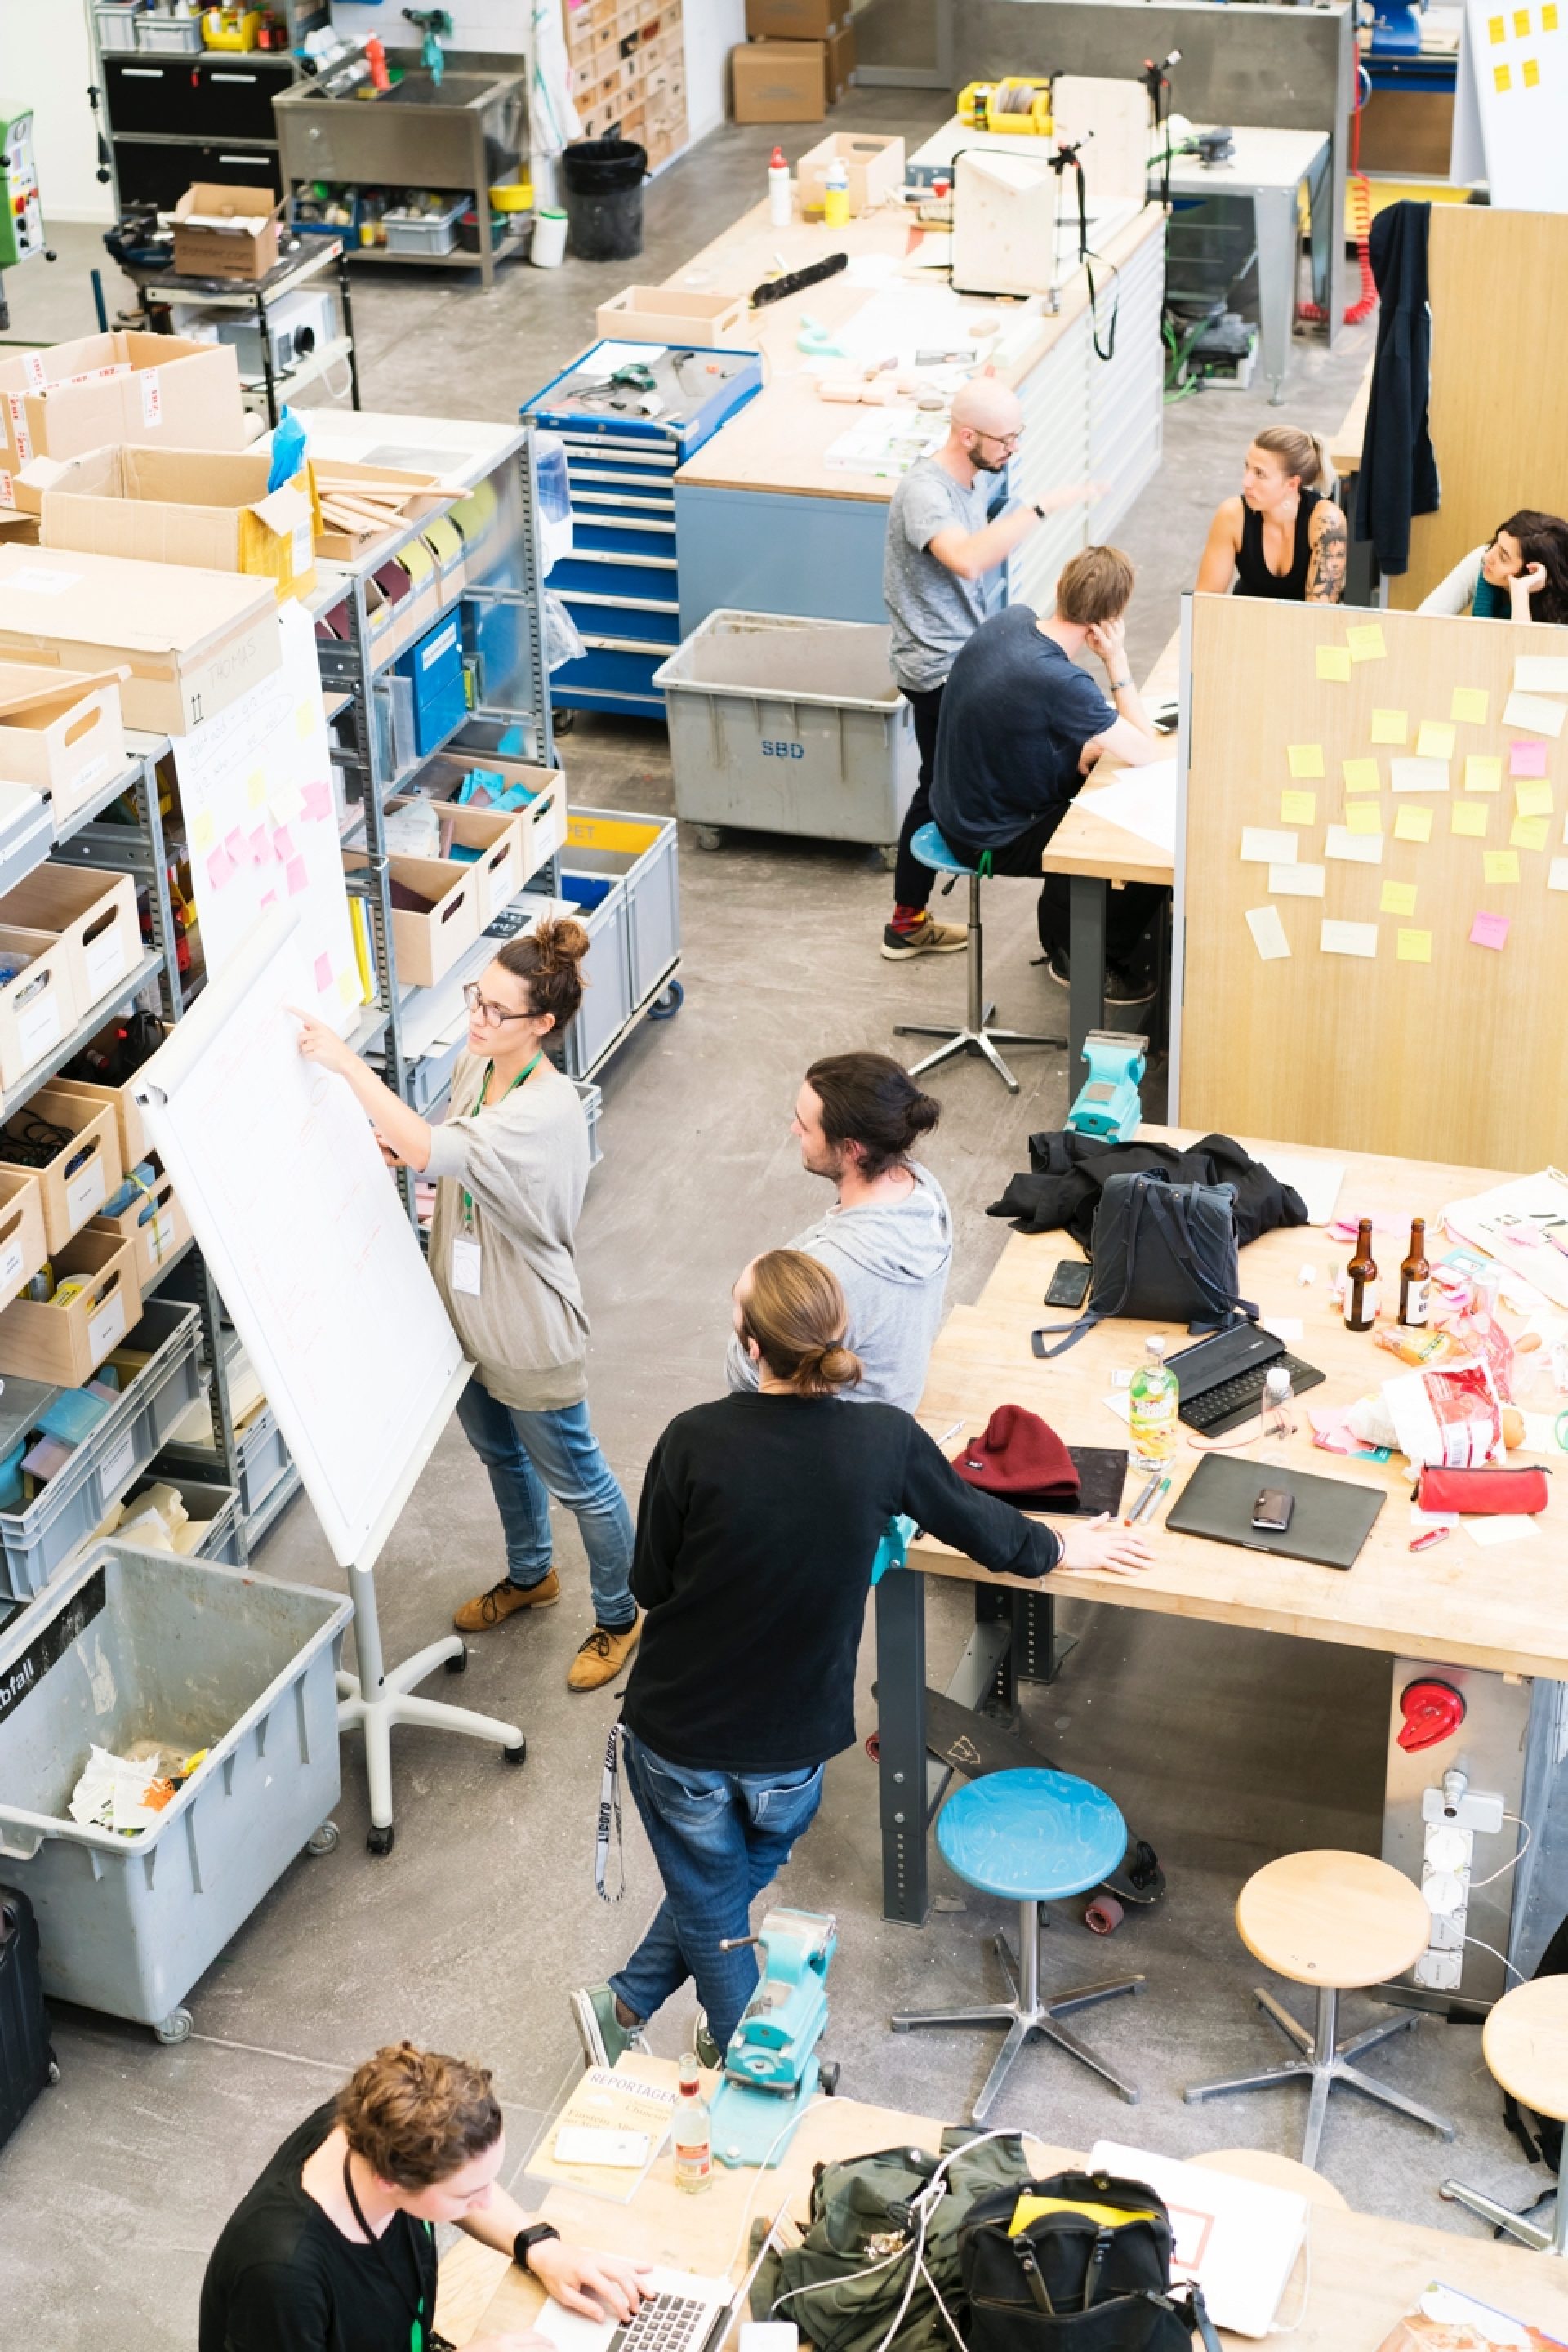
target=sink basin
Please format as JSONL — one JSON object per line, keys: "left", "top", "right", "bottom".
{"left": 275, "top": 53, "right": 524, "bottom": 189}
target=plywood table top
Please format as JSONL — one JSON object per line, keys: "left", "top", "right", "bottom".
{"left": 1037, "top": 626, "right": 1181, "bottom": 885}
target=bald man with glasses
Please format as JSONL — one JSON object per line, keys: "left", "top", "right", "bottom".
{"left": 880, "top": 379, "right": 1101, "bottom": 960}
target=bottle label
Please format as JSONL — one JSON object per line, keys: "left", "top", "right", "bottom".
{"left": 675, "top": 2136, "right": 711, "bottom": 2183}
{"left": 1402, "top": 1277, "right": 1430, "bottom": 1326}
{"left": 1348, "top": 1282, "right": 1379, "bottom": 1325}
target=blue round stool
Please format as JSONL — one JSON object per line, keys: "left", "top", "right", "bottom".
{"left": 892, "top": 1767, "right": 1144, "bottom": 2120}
{"left": 893, "top": 823, "right": 1062, "bottom": 1097}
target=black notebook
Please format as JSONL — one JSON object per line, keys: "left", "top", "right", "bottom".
{"left": 1165, "top": 1452, "right": 1386, "bottom": 1570}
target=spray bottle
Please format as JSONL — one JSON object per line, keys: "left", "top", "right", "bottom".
{"left": 823, "top": 155, "right": 850, "bottom": 229}
{"left": 768, "top": 145, "right": 791, "bottom": 228}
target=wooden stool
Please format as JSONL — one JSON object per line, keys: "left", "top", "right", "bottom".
{"left": 1191, "top": 2148, "right": 1349, "bottom": 2211}
{"left": 1183, "top": 1849, "right": 1454, "bottom": 2169}
{"left": 1442, "top": 1976, "right": 1568, "bottom": 2256}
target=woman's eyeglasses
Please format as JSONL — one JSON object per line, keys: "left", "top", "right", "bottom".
{"left": 462, "top": 982, "right": 532, "bottom": 1026}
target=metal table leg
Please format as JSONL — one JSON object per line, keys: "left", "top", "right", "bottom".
{"left": 1067, "top": 874, "right": 1107, "bottom": 1071}
{"left": 876, "top": 1569, "right": 929, "bottom": 1927}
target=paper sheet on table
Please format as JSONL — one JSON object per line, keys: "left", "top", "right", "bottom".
{"left": 1505, "top": 691, "right": 1567, "bottom": 737}
{"left": 1464, "top": 1516, "right": 1538, "bottom": 1548}
{"left": 1083, "top": 759, "right": 1177, "bottom": 853}
{"left": 1264, "top": 1152, "right": 1346, "bottom": 1225}
{"left": 1444, "top": 1169, "right": 1568, "bottom": 1310}
{"left": 1515, "top": 655, "right": 1568, "bottom": 694}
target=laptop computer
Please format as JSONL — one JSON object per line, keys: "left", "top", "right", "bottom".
{"left": 1165, "top": 1452, "right": 1386, "bottom": 1571}
{"left": 1165, "top": 1322, "right": 1325, "bottom": 1437}
{"left": 533, "top": 2208, "right": 786, "bottom": 2352}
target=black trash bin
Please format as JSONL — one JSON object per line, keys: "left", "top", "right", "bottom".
{"left": 561, "top": 137, "right": 648, "bottom": 262}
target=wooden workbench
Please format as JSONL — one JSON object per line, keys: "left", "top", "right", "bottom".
{"left": 452, "top": 2055, "right": 1568, "bottom": 2349}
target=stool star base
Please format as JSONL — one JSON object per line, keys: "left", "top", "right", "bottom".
{"left": 895, "top": 853, "right": 1063, "bottom": 1095}
{"left": 1184, "top": 1984, "right": 1455, "bottom": 2170}
{"left": 1441, "top": 2177, "right": 1568, "bottom": 2256}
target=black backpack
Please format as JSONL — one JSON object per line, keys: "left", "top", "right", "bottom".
{"left": 959, "top": 2172, "right": 1221, "bottom": 2352}
{"left": 1504, "top": 1914, "right": 1568, "bottom": 2172}
{"left": 1038, "top": 1171, "right": 1257, "bottom": 1357}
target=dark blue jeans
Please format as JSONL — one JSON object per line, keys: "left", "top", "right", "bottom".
{"left": 610, "top": 1733, "right": 826, "bottom": 2047}
{"left": 455, "top": 1378, "right": 635, "bottom": 1630}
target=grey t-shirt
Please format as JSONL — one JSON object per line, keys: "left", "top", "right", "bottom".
{"left": 884, "top": 458, "right": 991, "bottom": 693}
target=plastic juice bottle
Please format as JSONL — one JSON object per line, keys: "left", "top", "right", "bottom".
{"left": 1128, "top": 1334, "right": 1178, "bottom": 1472}
{"left": 672, "top": 2054, "right": 711, "bottom": 2193}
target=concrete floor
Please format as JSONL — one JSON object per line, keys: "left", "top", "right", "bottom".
{"left": 2, "top": 99, "right": 1551, "bottom": 2352}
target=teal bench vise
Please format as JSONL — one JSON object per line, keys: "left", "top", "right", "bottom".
{"left": 1066, "top": 1028, "right": 1147, "bottom": 1143}
{"left": 710, "top": 1906, "right": 839, "bottom": 2167}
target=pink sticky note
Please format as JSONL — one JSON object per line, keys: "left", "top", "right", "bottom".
{"left": 223, "top": 826, "right": 245, "bottom": 863}
{"left": 314, "top": 951, "right": 332, "bottom": 991}
{"left": 205, "top": 845, "right": 235, "bottom": 891}
{"left": 301, "top": 781, "right": 332, "bottom": 822}
{"left": 285, "top": 855, "right": 309, "bottom": 898}
{"left": 247, "top": 825, "right": 269, "bottom": 866}
{"left": 272, "top": 823, "right": 296, "bottom": 861}
{"left": 1470, "top": 911, "right": 1510, "bottom": 950}
{"left": 259, "top": 889, "right": 278, "bottom": 911}
{"left": 1511, "top": 739, "right": 1549, "bottom": 777}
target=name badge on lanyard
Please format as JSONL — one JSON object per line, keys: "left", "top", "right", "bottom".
{"left": 451, "top": 1235, "right": 483, "bottom": 1295}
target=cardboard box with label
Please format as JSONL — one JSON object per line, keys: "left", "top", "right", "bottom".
{"left": 0, "top": 662, "right": 129, "bottom": 819}
{"left": 0, "top": 1170, "right": 47, "bottom": 1308}
{"left": 0, "top": 332, "right": 246, "bottom": 473}
{"left": 39, "top": 445, "right": 317, "bottom": 604}
{"left": 733, "top": 41, "right": 827, "bottom": 123}
{"left": 745, "top": 0, "right": 844, "bottom": 37}
{"left": 0, "top": 866, "right": 140, "bottom": 1019}
{"left": 172, "top": 184, "right": 282, "bottom": 282}
{"left": 51, "top": 1014, "right": 172, "bottom": 1169}
{"left": 91, "top": 1159, "right": 192, "bottom": 1284}
{"left": 0, "top": 1085, "right": 124, "bottom": 1253}
{"left": 0, "top": 1226, "right": 141, "bottom": 1385}
{"left": 0, "top": 545, "right": 279, "bottom": 734}
{"left": 0, "top": 928, "right": 78, "bottom": 1094}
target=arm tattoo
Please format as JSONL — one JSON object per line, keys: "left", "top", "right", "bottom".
{"left": 1307, "top": 511, "right": 1348, "bottom": 604}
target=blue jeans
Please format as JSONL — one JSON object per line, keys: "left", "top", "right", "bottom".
{"left": 456, "top": 1378, "right": 635, "bottom": 1631}
{"left": 610, "top": 1732, "right": 826, "bottom": 2047}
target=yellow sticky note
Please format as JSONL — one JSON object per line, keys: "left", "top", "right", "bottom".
{"left": 191, "top": 809, "right": 216, "bottom": 853}
{"left": 246, "top": 768, "right": 266, "bottom": 809}
{"left": 1516, "top": 778, "right": 1554, "bottom": 817}
{"left": 1397, "top": 929, "right": 1433, "bottom": 964}
{"left": 1525, "top": 53, "right": 1542, "bottom": 81}
{"left": 1343, "top": 757, "right": 1381, "bottom": 795}
{"left": 1490, "top": 10, "right": 1507, "bottom": 33}
{"left": 1346, "top": 802, "right": 1383, "bottom": 835}
{"left": 1416, "top": 721, "right": 1456, "bottom": 760}
{"left": 1497, "top": 60, "right": 1513, "bottom": 87}
{"left": 1512, "top": 813, "right": 1550, "bottom": 851}
{"left": 1380, "top": 880, "right": 1418, "bottom": 916}
{"left": 1348, "top": 623, "right": 1387, "bottom": 663}
{"left": 1370, "top": 709, "right": 1408, "bottom": 745}
{"left": 1486, "top": 849, "right": 1521, "bottom": 884}
{"left": 1466, "top": 755, "right": 1503, "bottom": 793}
{"left": 1287, "top": 743, "right": 1325, "bottom": 779}
{"left": 1547, "top": 4, "right": 1559, "bottom": 29}
{"left": 1451, "top": 686, "right": 1490, "bottom": 724}
{"left": 1516, "top": 6, "right": 1531, "bottom": 29}
{"left": 1281, "top": 790, "right": 1316, "bottom": 825}
{"left": 1316, "top": 645, "right": 1352, "bottom": 682}
{"left": 1452, "top": 801, "right": 1489, "bottom": 838}
{"left": 336, "top": 968, "right": 359, "bottom": 1008}
{"left": 1395, "top": 805, "right": 1433, "bottom": 844}
{"left": 295, "top": 700, "right": 317, "bottom": 741}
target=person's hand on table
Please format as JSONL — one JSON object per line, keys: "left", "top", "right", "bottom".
{"left": 1084, "top": 616, "right": 1128, "bottom": 675}
{"left": 287, "top": 1005, "right": 358, "bottom": 1079}
{"left": 527, "top": 2239, "right": 653, "bottom": 2321}
{"left": 1059, "top": 1512, "right": 1154, "bottom": 1578}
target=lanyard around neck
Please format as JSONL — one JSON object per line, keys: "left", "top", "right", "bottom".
{"left": 341, "top": 2152, "right": 428, "bottom": 2349}
{"left": 461, "top": 1051, "right": 541, "bottom": 1225}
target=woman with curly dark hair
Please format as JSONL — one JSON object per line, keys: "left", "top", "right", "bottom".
{"left": 1420, "top": 507, "right": 1568, "bottom": 623}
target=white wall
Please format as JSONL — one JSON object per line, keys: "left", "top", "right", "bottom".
{"left": 0, "top": 0, "right": 114, "bottom": 222}
{"left": 683, "top": 0, "right": 745, "bottom": 141}
{"left": 329, "top": 0, "right": 528, "bottom": 50}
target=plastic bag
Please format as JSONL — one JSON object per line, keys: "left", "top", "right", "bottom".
{"left": 267, "top": 405, "right": 308, "bottom": 496}
{"left": 534, "top": 431, "right": 574, "bottom": 573}
{"left": 1383, "top": 1361, "right": 1503, "bottom": 1469}
{"left": 545, "top": 588, "right": 586, "bottom": 672}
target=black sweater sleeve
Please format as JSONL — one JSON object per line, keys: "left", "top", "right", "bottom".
{"left": 898, "top": 1420, "right": 1062, "bottom": 1579}
{"left": 630, "top": 1428, "right": 684, "bottom": 1611}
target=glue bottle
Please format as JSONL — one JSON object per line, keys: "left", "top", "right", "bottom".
{"left": 823, "top": 156, "right": 851, "bottom": 229}
{"left": 673, "top": 2053, "right": 712, "bottom": 2193}
{"left": 768, "top": 145, "right": 791, "bottom": 229}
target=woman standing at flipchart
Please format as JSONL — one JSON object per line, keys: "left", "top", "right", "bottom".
{"left": 292, "top": 919, "right": 641, "bottom": 1693}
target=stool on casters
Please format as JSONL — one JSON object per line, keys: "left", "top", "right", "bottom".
{"left": 894, "top": 824, "right": 1062, "bottom": 1094}
{"left": 1442, "top": 1975, "right": 1568, "bottom": 2255}
{"left": 891, "top": 1766, "right": 1143, "bottom": 2121}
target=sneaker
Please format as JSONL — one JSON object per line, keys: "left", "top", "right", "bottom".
{"left": 693, "top": 2011, "right": 724, "bottom": 2072}
{"left": 880, "top": 914, "right": 968, "bottom": 960}
{"left": 567, "top": 1614, "right": 643, "bottom": 1691}
{"left": 453, "top": 1570, "right": 560, "bottom": 1633}
{"left": 571, "top": 1981, "right": 644, "bottom": 2069}
{"left": 1105, "top": 964, "right": 1159, "bottom": 1007}
{"left": 1041, "top": 950, "right": 1071, "bottom": 987}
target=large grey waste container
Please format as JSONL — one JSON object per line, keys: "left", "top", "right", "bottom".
{"left": 0, "top": 1544, "right": 351, "bottom": 2040}
{"left": 653, "top": 610, "right": 918, "bottom": 856}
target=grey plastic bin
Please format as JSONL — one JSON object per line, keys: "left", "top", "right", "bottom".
{"left": 557, "top": 806, "right": 680, "bottom": 1080}
{"left": 0, "top": 1544, "right": 351, "bottom": 2035}
{"left": 653, "top": 610, "right": 918, "bottom": 853}
{"left": 110, "top": 1473, "right": 243, "bottom": 1568}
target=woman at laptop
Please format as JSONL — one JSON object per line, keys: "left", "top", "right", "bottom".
{"left": 571, "top": 1250, "right": 1154, "bottom": 2069}
{"left": 200, "top": 2039, "right": 649, "bottom": 2352}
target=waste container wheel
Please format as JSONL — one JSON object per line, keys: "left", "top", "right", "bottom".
{"left": 155, "top": 2007, "right": 194, "bottom": 2046}
{"left": 648, "top": 979, "right": 684, "bottom": 1020}
{"left": 306, "top": 1820, "right": 340, "bottom": 1856}
{"left": 694, "top": 825, "right": 724, "bottom": 852}
{"left": 553, "top": 706, "right": 577, "bottom": 736}
{"left": 368, "top": 1824, "right": 394, "bottom": 1857}
{"left": 47, "top": 2058, "right": 60, "bottom": 2086}
{"left": 820, "top": 2058, "right": 841, "bottom": 2096}
{"left": 503, "top": 1739, "right": 528, "bottom": 1766}
{"left": 446, "top": 1646, "right": 469, "bottom": 1673}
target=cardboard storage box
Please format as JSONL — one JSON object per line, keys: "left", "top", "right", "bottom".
{"left": 388, "top": 797, "right": 523, "bottom": 924}
{"left": 343, "top": 850, "right": 479, "bottom": 988}
{"left": 0, "top": 866, "right": 140, "bottom": 1018}
{"left": 595, "top": 286, "right": 755, "bottom": 347}
{"left": 825, "top": 20, "right": 856, "bottom": 101}
{"left": 172, "top": 184, "right": 282, "bottom": 281}
{"left": 50, "top": 1014, "right": 169, "bottom": 1168}
{"left": 0, "top": 927, "right": 78, "bottom": 1094}
{"left": 0, "top": 332, "right": 246, "bottom": 472}
{"left": 91, "top": 1158, "right": 191, "bottom": 1284}
{"left": 407, "top": 753, "right": 567, "bottom": 887}
{"left": 39, "top": 446, "right": 317, "bottom": 604}
{"left": 0, "top": 1086, "right": 124, "bottom": 1251}
{"left": 0, "top": 546, "right": 278, "bottom": 735}
{"left": 0, "top": 1169, "right": 47, "bottom": 1307}
{"left": 0, "top": 662, "right": 129, "bottom": 818}
{"left": 312, "top": 460, "right": 444, "bottom": 564}
{"left": 0, "top": 1226, "right": 141, "bottom": 1384}
{"left": 733, "top": 41, "right": 827, "bottom": 123}
{"left": 797, "top": 131, "right": 905, "bottom": 215}
{"left": 745, "top": 0, "right": 845, "bottom": 36}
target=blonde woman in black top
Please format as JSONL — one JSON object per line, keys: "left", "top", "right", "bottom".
{"left": 1196, "top": 425, "right": 1348, "bottom": 603}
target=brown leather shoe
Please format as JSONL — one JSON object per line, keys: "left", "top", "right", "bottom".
{"left": 453, "top": 1570, "right": 561, "bottom": 1633}
{"left": 566, "top": 1615, "right": 643, "bottom": 1691}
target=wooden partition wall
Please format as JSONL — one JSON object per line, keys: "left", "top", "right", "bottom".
{"left": 1173, "top": 593, "right": 1568, "bottom": 1169}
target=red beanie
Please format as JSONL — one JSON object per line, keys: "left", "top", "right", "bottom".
{"left": 951, "top": 1405, "right": 1080, "bottom": 1505}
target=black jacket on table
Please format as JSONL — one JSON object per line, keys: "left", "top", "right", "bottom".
{"left": 621, "top": 1392, "right": 1061, "bottom": 1775}
{"left": 1355, "top": 201, "right": 1441, "bottom": 577}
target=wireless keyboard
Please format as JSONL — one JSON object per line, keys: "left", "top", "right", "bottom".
{"left": 1178, "top": 1350, "right": 1325, "bottom": 1436}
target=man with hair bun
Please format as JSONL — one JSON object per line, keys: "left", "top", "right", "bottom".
{"left": 200, "top": 2038, "right": 648, "bottom": 2351}
{"left": 725, "top": 1049, "right": 951, "bottom": 1411}
{"left": 880, "top": 378, "right": 1102, "bottom": 960}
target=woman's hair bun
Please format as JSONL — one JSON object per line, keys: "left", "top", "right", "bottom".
{"left": 532, "top": 915, "right": 590, "bottom": 971}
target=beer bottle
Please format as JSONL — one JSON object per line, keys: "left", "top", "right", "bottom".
{"left": 1400, "top": 1218, "right": 1431, "bottom": 1329}
{"left": 1345, "top": 1219, "right": 1379, "bottom": 1331}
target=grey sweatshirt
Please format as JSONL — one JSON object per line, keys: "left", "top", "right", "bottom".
{"left": 726, "top": 1162, "right": 952, "bottom": 1411}
{"left": 425, "top": 1052, "right": 590, "bottom": 1410}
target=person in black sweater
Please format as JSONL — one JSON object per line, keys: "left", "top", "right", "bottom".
{"left": 570, "top": 1249, "right": 1153, "bottom": 2069}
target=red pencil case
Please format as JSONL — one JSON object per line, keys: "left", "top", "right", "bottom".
{"left": 1415, "top": 1466, "right": 1551, "bottom": 1516}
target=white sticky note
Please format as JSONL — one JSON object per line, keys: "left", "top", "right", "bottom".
{"left": 1245, "top": 906, "right": 1291, "bottom": 961}
{"left": 1321, "top": 920, "right": 1379, "bottom": 958}
{"left": 1514, "top": 656, "right": 1568, "bottom": 695}
{"left": 1268, "top": 862, "right": 1325, "bottom": 897}
{"left": 1549, "top": 859, "right": 1568, "bottom": 892}
{"left": 1464, "top": 1516, "right": 1537, "bottom": 1548}
{"left": 1390, "top": 758, "right": 1451, "bottom": 794}
{"left": 1241, "top": 828, "right": 1298, "bottom": 863}
{"left": 1325, "top": 824, "right": 1383, "bottom": 865}
{"left": 1504, "top": 691, "right": 1567, "bottom": 737}
{"left": 1261, "top": 1316, "right": 1304, "bottom": 1343}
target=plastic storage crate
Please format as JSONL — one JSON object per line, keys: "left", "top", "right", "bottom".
{"left": 384, "top": 197, "right": 470, "bottom": 255}
{"left": 109, "top": 1472, "right": 243, "bottom": 1568}
{"left": 137, "top": 11, "right": 206, "bottom": 49}
{"left": 556, "top": 805, "right": 679, "bottom": 1079}
{"left": 0, "top": 1544, "right": 350, "bottom": 2034}
{"left": 653, "top": 610, "right": 918, "bottom": 852}
{"left": 0, "top": 1299, "right": 202, "bottom": 1603}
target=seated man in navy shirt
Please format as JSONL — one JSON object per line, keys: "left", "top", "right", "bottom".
{"left": 929, "top": 546, "right": 1168, "bottom": 1003}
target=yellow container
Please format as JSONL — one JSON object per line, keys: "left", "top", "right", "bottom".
{"left": 957, "top": 77, "right": 1052, "bottom": 134}
{"left": 489, "top": 181, "right": 533, "bottom": 212}
{"left": 202, "top": 7, "right": 262, "bottom": 49}
{"left": 823, "top": 184, "right": 851, "bottom": 229}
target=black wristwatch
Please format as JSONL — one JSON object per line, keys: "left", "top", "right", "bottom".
{"left": 1031, "top": 500, "right": 1048, "bottom": 521}
{"left": 515, "top": 2223, "right": 561, "bottom": 2273}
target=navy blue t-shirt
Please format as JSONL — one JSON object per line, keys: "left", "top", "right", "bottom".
{"left": 929, "top": 605, "right": 1116, "bottom": 849}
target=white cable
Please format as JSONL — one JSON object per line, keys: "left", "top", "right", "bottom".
{"left": 917, "top": 2248, "right": 969, "bottom": 2352}
{"left": 1267, "top": 2209, "right": 1312, "bottom": 2336}
{"left": 1465, "top": 1934, "right": 1526, "bottom": 1984}
{"left": 720, "top": 2092, "right": 828, "bottom": 2276}
{"left": 1470, "top": 1811, "right": 1533, "bottom": 1891}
